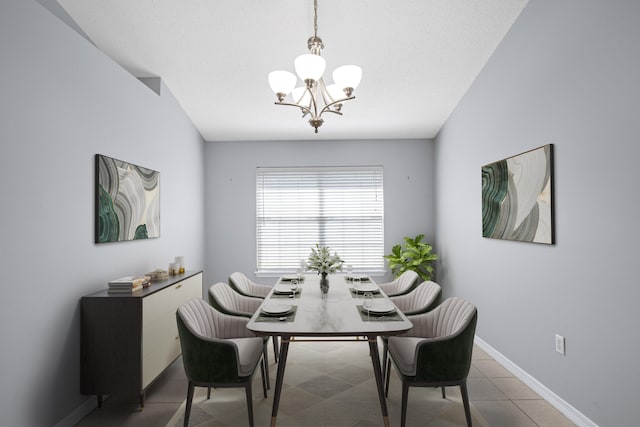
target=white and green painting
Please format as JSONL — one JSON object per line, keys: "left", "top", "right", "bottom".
{"left": 482, "top": 145, "right": 554, "bottom": 244}
{"left": 95, "top": 154, "right": 160, "bottom": 243}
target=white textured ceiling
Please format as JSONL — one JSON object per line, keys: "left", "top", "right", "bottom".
{"left": 57, "top": 0, "right": 528, "bottom": 141}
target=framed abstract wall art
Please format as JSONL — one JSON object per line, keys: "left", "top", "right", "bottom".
{"left": 481, "top": 144, "right": 554, "bottom": 244}
{"left": 95, "top": 154, "right": 160, "bottom": 243}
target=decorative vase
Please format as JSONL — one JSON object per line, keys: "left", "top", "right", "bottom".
{"left": 320, "top": 273, "right": 329, "bottom": 294}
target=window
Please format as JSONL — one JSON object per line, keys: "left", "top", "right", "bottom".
{"left": 256, "top": 166, "right": 384, "bottom": 273}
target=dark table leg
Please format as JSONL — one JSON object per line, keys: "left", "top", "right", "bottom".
{"left": 368, "top": 335, "right": 390, "bottom": 427}
{"left": 270, "top": 335, "right": 291, "bottom": 427}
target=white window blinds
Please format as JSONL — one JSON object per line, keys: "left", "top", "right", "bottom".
{"left": 256, "top": 166, "right": 384, "bottom": 273}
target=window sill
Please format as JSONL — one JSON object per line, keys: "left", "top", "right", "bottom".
{"left": 255, "top": 269, "right": 387, "bottom": 278}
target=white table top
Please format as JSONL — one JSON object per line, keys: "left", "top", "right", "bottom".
{"left": 247, "top": 273, "right": 413, "bottom": 337}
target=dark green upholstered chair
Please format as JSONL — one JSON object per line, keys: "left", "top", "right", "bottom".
{"left": 176, "top": 298, "right": 266, "bottom": 427}
{"left": 386, "top": 297, "right": 478, "bottom": 427}
{"left": 208, "top": 281, "right": 274, "bottom": 389}
{"left": 381, "top": 280, "right": 442, "bottom": 387}
{"left": 377, "top": 270, "right": 420, "bottom": 297}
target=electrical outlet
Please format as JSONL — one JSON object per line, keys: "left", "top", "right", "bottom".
{"left": 555, "top": 334, "right": 566, "bottom": 355}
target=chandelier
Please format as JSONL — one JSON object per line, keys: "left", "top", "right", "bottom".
{"left": 268, "top": 0, "right": 362, "bottom": 133}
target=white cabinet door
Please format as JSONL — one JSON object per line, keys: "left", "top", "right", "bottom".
{"left": 142, "top": 273, "right": 201, "bottom": 388}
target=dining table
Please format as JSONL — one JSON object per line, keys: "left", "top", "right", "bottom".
{"left": 247, "top": 273, "right": 413, "bottom": 427}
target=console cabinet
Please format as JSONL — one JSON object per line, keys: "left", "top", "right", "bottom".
{"left": 81, "top": 271, "right": 202, "bottom": 406}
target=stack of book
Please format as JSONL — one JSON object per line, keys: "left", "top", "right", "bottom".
{"left": 108, "top": 275, "right": 151, "bottom": 293}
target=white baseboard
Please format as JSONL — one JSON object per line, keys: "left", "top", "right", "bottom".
{"left": 475, "top": 336, "right": 598, "bottom": 427}
{"left": 54, "top": 396, "right": 98, "bottom": 427}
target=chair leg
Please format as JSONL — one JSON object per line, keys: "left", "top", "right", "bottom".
{"left": 263, "top": 342, "right": 271, "bottom": 390}
{"left": 272, "top": 336, "right": 279, "bottom": 363}
{"left": 384, "top": 356, "right": 392, "bottom": 397}
{"left": 460, "top": 381, "right": 473, "bottom": 427}
{"left": 400, "top": 382, "right": 409, "bottom": 427}
{"left": 260, "top": 357, "right": 268, "bottom": 398}
{"left": 245, "top": 384, "right": 254, "bottom": 427}
{"left": 184, "top": 382, "right": 195, "bottom": 427}
{"left": 207, "top": 386, "right": 211, "bottom": 400}
{"left": 382, "top": 340, "right": 388, "bottom": 378}
{"left": 441, "top": 386, "right": 446, "bottom": 399}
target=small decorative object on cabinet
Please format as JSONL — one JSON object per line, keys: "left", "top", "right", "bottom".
{"left": 146, "top": 269, "right": 169, "bottom": 282}
{"left": 81, "top": 271, "right": 202, "bottom": 408}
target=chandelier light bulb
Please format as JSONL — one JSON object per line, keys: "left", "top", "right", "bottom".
{"left": 294, "top": 54, "right": 326, "bottom": 83}
{"left": 325, "top": 84, "right": 345, "bottom": 102}
{"left": 268, "top": 70, "right": 297, "bottom": 97}
{"left": 332, "top": 65, "right": 362, "bottom": 92}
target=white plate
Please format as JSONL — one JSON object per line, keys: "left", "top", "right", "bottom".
{"left": 261, "top": 303, "right": 294, "bottom": 315}
{"left": 280, "top": 275, "right": 299, "bottom": 281}
{"left": 347, "top": 275, "right": 371, "bottom": 282}
{"left": 361, "top": 300, "right": 396, "bottom": 315}
{"left": 273, "top": 284, "right": 297, "bottom": 294}
{"left": 352, "top": 282, "right": 379, "bottom": 293}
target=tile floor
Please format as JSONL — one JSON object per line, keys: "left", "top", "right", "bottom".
{"left": 74, "top": 340, "right": 576, "bottom": 426}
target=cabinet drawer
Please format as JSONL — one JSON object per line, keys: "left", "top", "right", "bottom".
{"left": 143, "top": 275, "right": 201, "bottom": 323}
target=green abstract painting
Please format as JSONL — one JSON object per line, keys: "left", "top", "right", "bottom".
{"left": 482, "top": 145, "right": 554, "bottom": 244}
{"left": 95, "top": 154, "right": 160, "bottom": 243}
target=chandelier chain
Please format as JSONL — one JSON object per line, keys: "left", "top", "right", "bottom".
{"left": 313, "top": 0, "right": 318, "bottom": 38}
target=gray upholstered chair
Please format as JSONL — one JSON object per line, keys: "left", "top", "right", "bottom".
{"left": 176, "top": 298, "right": 266, "bottom": 427}
{"left": 377, "top": 270, "right": 420, "bottom": 297}
{"left": 229, "top": 272, "right": 272, "bottom": 298}
{"left": 382, "top": 280, "right": 442, "bottom": 385}
{"left": 389, "top": 280, "right": 442, "bottom": 316}
{"left": 386, "top": 297, "right": 478, "bottom": 427}
{"left": 208, "top": 282, "right": 275, "bottom": 388}
{"left": 227, "top": 273, "right": 280, "bottom": 361}
{"left": 208, "top": 281, "right": 264, "bottom": 317}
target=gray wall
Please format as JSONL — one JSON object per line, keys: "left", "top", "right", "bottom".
{"left": 7, "top": 0, "right": 637, "bottom": 424}
{"left": 204, "top": 139, "right": 435, "bottom": 286}
{"left": 0, "top": 2, "right": 205, "bottom": 426}
{"left": 434, "top": 0, "right": 640, "bottom": 425}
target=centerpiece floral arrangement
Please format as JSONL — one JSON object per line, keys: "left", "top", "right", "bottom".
{"left": 306, "top": 243, "right": 344, "bottom": 276}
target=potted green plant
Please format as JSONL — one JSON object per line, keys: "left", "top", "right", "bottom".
{"left": 383, "top": 234, "right": 438, "bottom": 281}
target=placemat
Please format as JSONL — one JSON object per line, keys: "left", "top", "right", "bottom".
{"left": 356, "top": 305, "right": 403, "bottom": 322}
{"left": 345, "top": 276, "right": 371, "bottom": 282}
{"left": 279, "top": 277, "right": 305, "bottom": 283}
{"left": 270, "top": 289, "right": 303, "bottom": 299}
{"left": 255, "top": 306, "right": 298, "bottom": 322}
{"left": 349, "top": 288, "right": 384, "bottom": 299}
